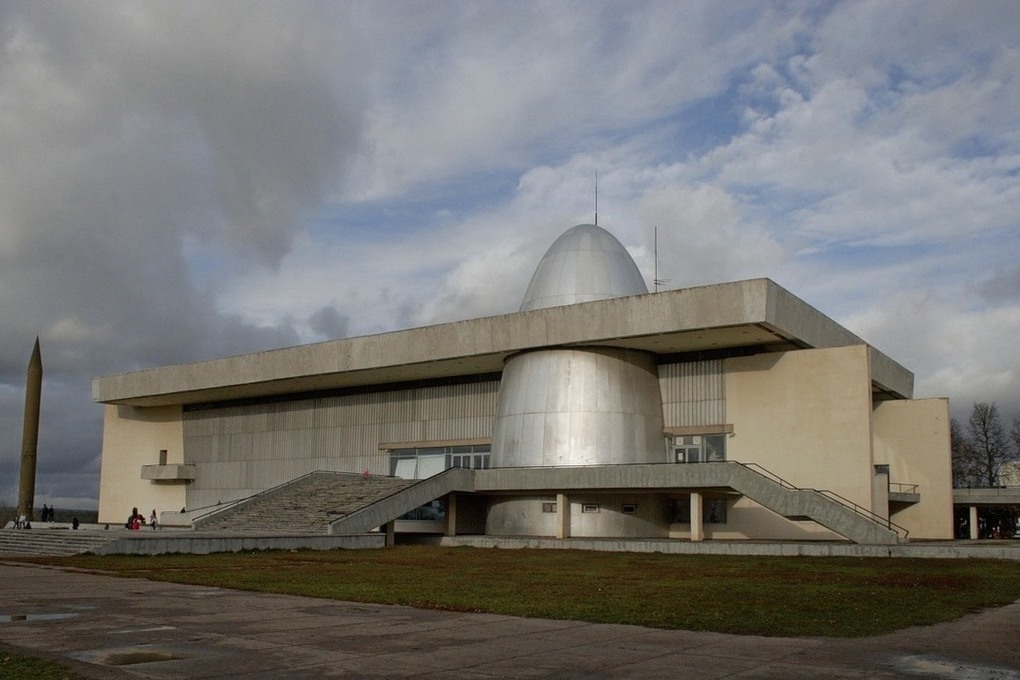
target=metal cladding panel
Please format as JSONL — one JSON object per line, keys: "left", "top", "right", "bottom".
{"left": 182, "top": 380, "right": 499, "bottom": 504}
{"left": 520, "top": 224, "right": 648, "bottom": 311}
{"left": 492, "top": 347, "right": 664, "bottom": 467}
{"left": 659, "top": 360, "right": 726, "bottom": 427}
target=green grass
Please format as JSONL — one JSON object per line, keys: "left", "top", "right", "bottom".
{"left": 22, "top": 546, "right": 1020, "bottom": 637}
{"left": 0, "top": 645, "right": 89, "bottom": 680}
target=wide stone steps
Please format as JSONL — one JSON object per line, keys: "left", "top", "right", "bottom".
{"left": 195, "top": 472, "right": 416, "bottom": 534}
{"left": 0, "top": 530, "right": 118, "bottom": 556}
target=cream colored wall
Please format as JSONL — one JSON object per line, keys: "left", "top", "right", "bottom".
{"left": 668, "top": 498, "right": 843, "bottom": 540}
{"left": 97, "top": 404, "right": 186, "bottom": 525}
{"left": 872, "top": 398, "right": 953, "bottom": 539}
{"left": 724, "top": 345, "right": 877, "bottom": 509}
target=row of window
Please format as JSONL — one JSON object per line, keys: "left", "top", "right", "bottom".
{"left": 389, "top": 435, "right": 727, "bottom": 480}
{"left": 388, "top": 438, "right": 729, "bottom": 524}
{"left": 389, "top": 445, "right": 491, "bottom": 478}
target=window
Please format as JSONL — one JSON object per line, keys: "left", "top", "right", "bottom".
{"left": 541, "top": 502, "right": 557, "bottom": 513}
{"left": 672, "top": 434, "right": 726, "bottom": 463}
{"left": 705, "top": 499, "right": 727, "bottom": 524}
{"left": 671, "top": 498, "right": 690, "bottom": 524}
{"left": 399, "top": 499, "right": 445, "bottom": 521}
{"left": 670, "top": 496, "right": 728, "bottom": 524}
{"left": 621, "top": 504, "right": 637, "bottom": 514}
{"left": 389, "top": 445, "right": 491, "bottom": 479}
{"left": 582, "top": 504, "right": 600, "bottom": 513}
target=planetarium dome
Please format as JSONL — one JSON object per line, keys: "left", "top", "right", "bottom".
{"left": 519, "top": 224, "right": 648, "bottom": 311}
{"left": 491, "top": 223, "right": 665, "bottom": 468}
{"left": 489, "top": 223, "right": 666, "bottom": 536}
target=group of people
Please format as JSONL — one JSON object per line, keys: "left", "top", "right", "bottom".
{"left": 125, "top": 507, "right": 159, "bottom": 530}
{"left": 12, "top": 505, "right": 77, "bottom": 529}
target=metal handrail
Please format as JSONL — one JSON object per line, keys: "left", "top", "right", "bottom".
{"left": 190, "top": 469, "right": 393, "bottom": 524}
{"left": 739, "top": 461, "right": 910, "bottom": 539}
{"left": 889, "top": 482, "right": 919, "bottom": 495}
{"left": 327, "top": 467, "right": 473, "bottom": 525}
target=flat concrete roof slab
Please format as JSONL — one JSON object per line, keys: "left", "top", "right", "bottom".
{"left": 93, "top": 279, "right": 914, "bottom": 407}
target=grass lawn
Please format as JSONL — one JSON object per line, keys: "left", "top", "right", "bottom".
{"left": 0, "top": 645, "right": 91, "bottom": 680}
{"left": 22, "top": 545, "right": 1020, "bottom": 638}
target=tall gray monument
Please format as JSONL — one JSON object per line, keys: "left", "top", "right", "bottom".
{"left": 17, "top": 338, "right": 42, "bottom": 521}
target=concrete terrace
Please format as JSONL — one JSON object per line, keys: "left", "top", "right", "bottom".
{"left": 3, "top": 463, "right": 1020, "bottom": 560}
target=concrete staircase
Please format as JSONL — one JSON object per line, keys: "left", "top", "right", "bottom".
{"left": 194, "top": 472, "right": 415, "bottom": 534}
{"left": 329, "top": 468, "right": 475, "bottom": 535}
{"left": 0, "top": 529, "right": 118, "bottom": 557}
{"left": 329, "top": 463, "right": 905, "bottom": 545}
{"left": 472, "top": 462, "right": 904, "bottom": 544}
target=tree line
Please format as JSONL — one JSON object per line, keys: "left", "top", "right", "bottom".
{"left": 951, "top": 402, "right": 1020, "bottom": 488}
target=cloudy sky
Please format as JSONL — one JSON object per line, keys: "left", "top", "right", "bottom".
{"left": 2, "top": 1, "right": 1018, "bottom": 510}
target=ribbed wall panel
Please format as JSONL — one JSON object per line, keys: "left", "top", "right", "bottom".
{"left": 183, "top": 380, "right": 499, "bottom": 505}
{"left": 659, "top": 360, "right": 726, "bottom": 427}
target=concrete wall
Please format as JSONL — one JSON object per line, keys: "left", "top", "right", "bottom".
{"left": 723, "top": 346, "right": 877, "bottom": 538}
{"left": 567, "top": 494, "right": 670, "bottom": 538}
{"left": 669, "top": 497, "right": 842, "bottom": 541}
{"left": 182, "top": 380, "right": 498, "bottom": 509}
{"left": 485, "top": 494, "right": 670, "bottom": 538}
{"left": 872, "top": 398, "right": 953, "bottom": 539}
{"left": 97, "top": 405, "right": 186, "bottom": 525}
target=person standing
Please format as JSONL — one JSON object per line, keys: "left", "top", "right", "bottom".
{"left": 150, "top": 509, "right": 158, "bottom": 530}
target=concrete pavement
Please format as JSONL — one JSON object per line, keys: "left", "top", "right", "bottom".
{"left": 1, "top": 561, "right": 1019, "bottom": 679}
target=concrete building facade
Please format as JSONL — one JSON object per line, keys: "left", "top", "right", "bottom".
{"left": 93, "top": 226, "right": 953, "bottom": 543}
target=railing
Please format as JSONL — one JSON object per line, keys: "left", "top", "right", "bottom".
{"left": 889, "top": 482, "right": 919, "bottom": 495}
{"left": 190, "top": 469, "right": 386, "bottom": 525}
{"left": 739, "top": 461, "right": 910, "bottom": 540}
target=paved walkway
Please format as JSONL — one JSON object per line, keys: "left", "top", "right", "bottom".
{"left": 1, "top": 562, "right": 1019, "bottom": 679}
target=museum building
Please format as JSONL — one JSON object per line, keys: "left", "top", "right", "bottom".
{"left": 93, "top": 224, "right": 954, "bottom": 543}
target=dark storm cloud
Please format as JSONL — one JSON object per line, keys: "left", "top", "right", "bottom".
{"left": 0, "top": 3, "right": 367, "bottom": 506}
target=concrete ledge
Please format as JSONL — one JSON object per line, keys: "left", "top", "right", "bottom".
{"left": 954, "top": 488, "right": 1020, "bottom": 505}
{"left": 94, "top": 533, "right": 385, "bottom": 555}
{"left": 141, "top": 464, "right": 197, "bottom": 481}
{"left": 93, "top": 279, "right": 913, "bottom": 407}
{"left": 414, "top": 536, "right": 1020, "bottom": 560}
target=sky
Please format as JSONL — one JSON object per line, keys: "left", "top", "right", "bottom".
{"left": 1, "top": 1, "right": 1018, "bottom": 510}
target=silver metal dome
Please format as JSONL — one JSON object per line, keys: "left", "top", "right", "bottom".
{"left": 489, "top": 223, "right": 666, "bottom": 537}
{"left": 519, "top": 224, "right": 648, "bottom": 311}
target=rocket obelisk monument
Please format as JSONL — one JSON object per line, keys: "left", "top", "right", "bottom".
{"left": 17, "top": 338, "right": 42, "bottom": 521}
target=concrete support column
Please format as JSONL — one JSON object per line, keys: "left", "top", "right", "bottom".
{"left": 556, "top": 493, "right": 570, "bottom": 539}
{"left": 384, "top": 521, "right": 396, "bottom": 547}
{"left": 969, "top": 506, "right": 979, "bottom": 540}
{"left": 690, "top": 492, "right": 704, "bottom": 542}
{"left": 445, "top": 494, "right": 457, "bottom": 537}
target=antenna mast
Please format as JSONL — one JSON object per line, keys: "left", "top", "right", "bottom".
{"left": 594, "top": 170, "right": 598, "bottom": 226}
{"left": 653, "top": 226, "right": 670, "bottom": 292}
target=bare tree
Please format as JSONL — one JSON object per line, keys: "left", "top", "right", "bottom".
{"left": 967, "top": 402, "right": 1011, "bottom": 487}
{"left": 951, "top": 416, "right": 980, "bottom": 487}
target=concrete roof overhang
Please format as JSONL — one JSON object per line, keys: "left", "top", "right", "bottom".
{"left": 92, "top": 278, "right": 914, "bottom": 407}
{"left": 953, "top": 488, "right": 1020, "bottom": 505}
